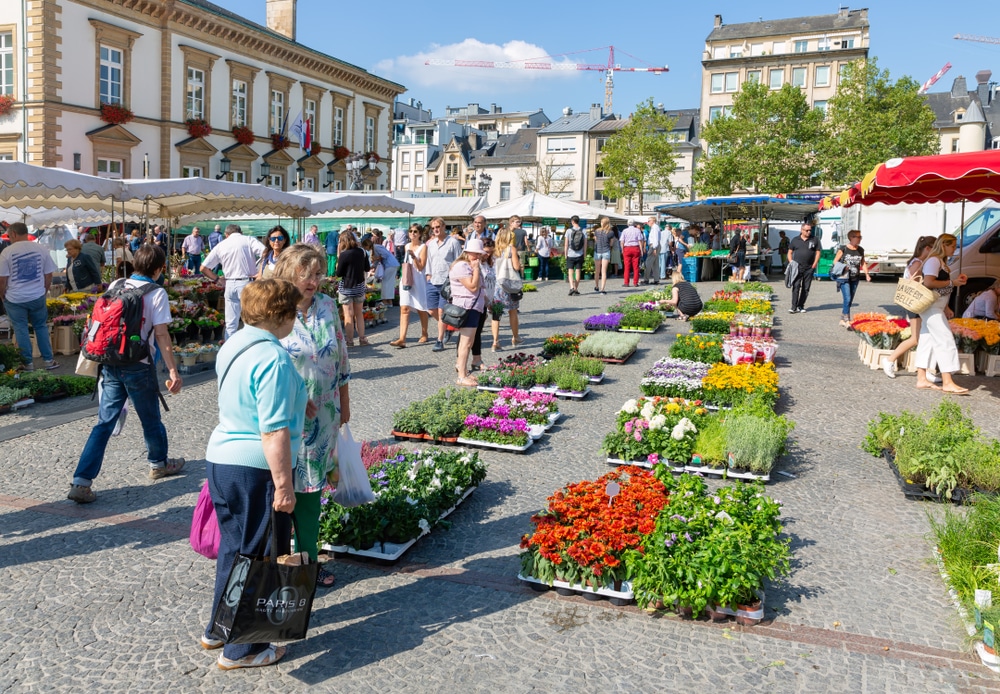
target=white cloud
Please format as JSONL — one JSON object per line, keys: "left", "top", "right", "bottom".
{"left": 375, "top": 38, "right": 584, "bottom": 92}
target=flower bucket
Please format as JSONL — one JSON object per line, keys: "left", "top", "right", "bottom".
{"left": 528, "top": 256, "right": 540, "bottom": 268}
{"left": 524, "top": 266, "right": 537, "bottom": 281}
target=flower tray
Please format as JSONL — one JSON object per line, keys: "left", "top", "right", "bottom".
{"left": 0, "top": 397, "right": 34, "bottom": 414}
{"left": 544, "top": 411, "right": 562, "bottom": 430}
{"left": 555, "top": 387, "right": 591, "bottom": 400}
{"left": 33, "top": 392, "right": 68, "bottom": 403}
{"left": 476, "top": 385, "right": 505, "bottom": 392}
{"left": 456, "top": 437, "right": 534, "bottom": 453}
{"left": 322, "top": 486, "right": 476, "bottom": 564}
{"left": 529, "top": 385, "right": 557, "bottom": 395}
{"left": 390, "top": 430, "right": 460, "bottom": 446}
{"left": 588, "top": 373, "right": 605, "bottom": 385}
{"left": 517, "top": 573, "right": 634, "bottom": 607}
{"left": 709, "top": 590, "right": 766, "bottom": 626}
{"left": 883, "top": 450, "right": 972, "bottom": 504}
{"left": 619, "top": 325, "right": 661, "bottom": 334}
{"left": 527, "top": 424, "right": 546, "bottom": 440}
{"left": 605, "top": 457, "right": 686, "bottom": 473}
{"left": 594, "top": 349, "right": 637, "bottom": 365}
{"left": 933, "top": 547, "right": 1000, "bottom": 674}
{"left": 178, "top": 360, "right": 214, "bottom": 376}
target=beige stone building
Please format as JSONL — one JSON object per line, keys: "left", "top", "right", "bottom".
{"left": 700, "top": 8, "right": 869, "bottom": 123}
{"left": 0, "top": 0, "right": 403, "bottom": 191}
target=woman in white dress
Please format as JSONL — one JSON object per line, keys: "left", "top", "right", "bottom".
{"left": 389, "top": 224, "right": 430, "bottom": 348}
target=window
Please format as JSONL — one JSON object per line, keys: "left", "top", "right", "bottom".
{"left": 0, "top": 152, "right": 12, "bottom": 160}
{"left": 333, "top": 107, "right": 344, "bottom": 146}
{"left": 710, "top": 73, "right": 724, "bottom": 93}
{"left": 750, "top": 42, "right": 764, "bottom": 57}
{"left": 270, "top": 90, "right": 284, "bottom": 134}
{"left": 181, "top": 166, "right": 203, "bottom": 178}
{"left": 840, "top": 38, "right": 855, "bottom": 49}
{"left": 546, "top": 136, "right": 576, "bottom": 152}
{"left": 794, "top": 40, "right": 809, "bottom": 53}
{"left": 817, "top": 37, "right": 831, "bottom": 51}
{"left": 186, "top": 67, "right": 205, "bottom": 119}
{"left": 769, "top": 69, "right": 783, "bottom": 90}
{"left": 231, "top": 79, "right": 247, "bottom": 127}
{"left": 100, "top": 45, "right": 123, "bottom": 104}
{"left": 723, "top": 105, "right": 734, "bottom": 118}
{"left": 814, "top": 100, "right": 828, "bottom": 115}
{"left": 499, "top": 182, "right": 511, "bottom": 201}
{"left": 815, "top": 65, "right": 831, "bottom": 87}
{"left": 304, "top": 98, "right": 317, "bottom": 136}
{"left": 267, "top": 173, "right": 283, "bottom": 190}
{"left": 415, "top": 151, "right": 424, "bottom": 168}
{"left": 333, "top": 179, "right": 343, "bottom": 191}
{"left": 414, "top": 175, "right": 423, "bottom": 189}
{"left": 400, "top": 175, "right": 409, "bottom": 189}
{"left": 365, "top": 115, "right": 375, "bottom": 152}
{"left": 231, "top": 170, "right": 246, "bottom": 183}
{"left": 434, "top": 175, "right": 439, "bottom": 184}
{"left": 725, "top": 72, "right": 739, "bottom": 92}
{"left": 746, "top": 70, "right": 762, "bottom": 83}
{"left": 301, "top": 177, "right": 315, "bottom": 192}
{"left": 712, "top": 46, "right": 726, "bottom": 59}
{"left": 729, "top": 45, "right": 743, "bottom": 58}
{"left": 792, "top": 68, "right": 807, "bottom": 88}
{"left": 445, "top": 162, "right": 458, "bottom": 178}
{"left": 96, "top": 158, "right": 123, "bottom": 179}
{"left": 956, "top": 111, "right": 965, "bottom": 122}
{"left": 952, "top": 138, "right": 960, "bottom": 153}
{"left": 401, "top": 151, "right": 411, "bottom": 169}
{"left": 0, "top": 32, "right": 12, "bottom": 95}
{"left": 708, "top": 106, "right": 723, "bottom": 122}
{"left": 772, "top": 41, "right": 785, "bottom": 55}
{"left": 596, "top": 137, "right": 607, "bottom": 151}
{"left": 595, "top": 166, "right": 606, "bottom": 179}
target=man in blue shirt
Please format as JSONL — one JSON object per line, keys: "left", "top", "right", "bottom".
{"left": 207, "top": 224, "right": 224, "bottom": 251}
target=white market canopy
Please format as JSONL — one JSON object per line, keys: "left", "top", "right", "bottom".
{"left": 479, "top": 192, "right": 627, "bottom": 223}
{"left": 293, "top": 191, "right": 416, "bottom": 215}
{"left": 655, "top": 195, "right": 818, "bottom": 224}
{"left": 308, "top": 195, "right": 483, "bottom": 222}
{"left": 0, "top": 161, "right": 126, "bottom": 223}
{"left": 121, "top": 177, "right": 313, "bottom": 223}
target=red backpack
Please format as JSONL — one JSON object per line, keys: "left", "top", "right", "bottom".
{"left": 81, "top": 280, "right": 160, "bottom": 365}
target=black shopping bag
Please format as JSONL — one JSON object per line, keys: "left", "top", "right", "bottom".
{"left": 210, "top": 514, "right": 319, "bottom": 644}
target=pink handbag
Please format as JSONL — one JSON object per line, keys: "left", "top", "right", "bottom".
{"left": 190, "top": 480, "right": 220, "bottom": 559}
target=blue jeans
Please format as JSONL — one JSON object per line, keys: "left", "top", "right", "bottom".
{"left": 838, "top": 278, "right": 860, "bottom": 319}
{"left": 538, "top": 256, "right": 550, "bottom": 279}
{"left": 185, "top": 254, "right": 202, "bottom": 273}
{"left": 5, "top": 294, "right": 54, "bottom": 365}
{"left": 72, "top": 363, "right": 168, "bottom": 486}
{"left": 659, "top": 251, "right": 669, "bottom": 279}
{"left": 205, "top": 462, "right": 292, "bottom": 661}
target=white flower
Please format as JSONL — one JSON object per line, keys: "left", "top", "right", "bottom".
{"left": 418, "top": 518, "right": 430, "bottom": 533}
{"left": 640, "top": 402, "right": 655, "bottom": 420}
{"left": 649, "top": 414, "right": 667, "bottom": 431}
{"left": 455, "top": 486, "right": 464, "bottom": 496}
{"left": 430, "top": 477, "right": 441, "bottom": 489}
{"left": 342, "top": 512, "right": 350, "bottom": 523}
{"left": 405, "top": 496, "right": 418, "bottom": 506}
{"left": 621, "top": 399, "right": 638, "bottom": 414}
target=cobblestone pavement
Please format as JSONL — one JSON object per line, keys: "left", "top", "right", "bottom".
{"left": 3, "top": 274, "right": 1000, "bottom": 692}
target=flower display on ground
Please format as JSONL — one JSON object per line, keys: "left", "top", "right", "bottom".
{"left": 605, "top": 396, "right": 710, "bottom": 464}
{"left": 669, "top": 333, "right": 725, "bottom": 364}
{"left": 543, "top": 333, "right": 586, "bottom": 356}
{"left": 701, "top": 362, "right": 779, "bottom": 407}
{"left": 640, "top": 358, "right": 710, "bottom": 398}
{"left": 491, "top": 388, "right": 557, "bottom": 424}
{"left": 461, "top": 414, "right": 530, "bottom": 446}
{"left": 583, "top": 313, "right": 623, "bottom": 331}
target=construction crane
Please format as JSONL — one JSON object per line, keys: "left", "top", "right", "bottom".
{"left": 955, "top": 33, "right": 1000, "bottom": 46}
{"left": 425, "top": 45, "right": 668, "bottom": 113}
{"left": 918, "top": 62, "right": 952, "bottom": 94}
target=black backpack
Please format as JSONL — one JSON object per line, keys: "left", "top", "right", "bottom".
{"left": 570, "top": 230, "right": 584, "bottom": 252}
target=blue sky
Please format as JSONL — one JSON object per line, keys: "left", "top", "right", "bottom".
{"left": 211, "top": 0, "right": 997, "bottom": 118}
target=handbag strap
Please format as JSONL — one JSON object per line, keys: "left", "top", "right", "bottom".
{"left": 218, "top": 339, "right": 270, "bottom": 391}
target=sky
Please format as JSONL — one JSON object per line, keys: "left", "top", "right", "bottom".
{"left": 207, "top": 0, "right": 998, "bottom": 119}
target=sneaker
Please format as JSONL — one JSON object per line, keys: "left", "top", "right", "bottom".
{"left": 881, "top": 357, "right": 897, "bottom": 379}
{"left": 432, "top": 341, "right": 444, "bottom": 352}
{"left": 67, "top": 484, "right": 96, "bottom": 504}
{"left": 594, "top": 287, "right": 600, "bottom": 293}
{"left": 444, "top": 331, "right": 453, "bottom": 345}
{"left": 798, "top": 307, "right": 806, "bottom": 313}
{"left": 788, "top": 308, "right": 798, "bottom": 314}
{"left": 201, "top": 635, "right": 225, "bottom": 650}
{"left": 149, "top": 457, "right": 185, "bottom": 480}
{"left": 217, "top": 644, "right": 286, "bottom": 671}
{"left": 44, "top": 359, "right": 59, "bottom": 371}
{"left": 20, "top": 364, "right": 35, "bottom": 372}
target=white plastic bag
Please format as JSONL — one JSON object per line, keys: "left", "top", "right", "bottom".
{"left": 332, "top": 424, "right": 375, "bottom": 507}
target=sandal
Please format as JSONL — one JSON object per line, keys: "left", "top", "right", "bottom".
{"left": 916, "top": 383, "right": 942, "bottom": 391}
{"left": 389, "top": 338, "right": 406, "bottom": 348}
{"left": 358, "top": 338, "right": 370, "bottom": 346}
{"left": 417, "top": 336, "right": 430, "bottom": 344}
{"left": 316, "top": 566, "right": 336, "bottom": 589}
{"left": 492, "top": 343, "right": 502, "bottom": 352}
{"left": 470, "top": 363, "right": 483, "bottom": 372}
{"left": 217, "top": 644, "right": 286, "bottom": 670}
{"left": 456, "top": 376, "right": 478, "bottom": 387}
{"left": 942, "top": 387, "right": 970, "bottom": 396}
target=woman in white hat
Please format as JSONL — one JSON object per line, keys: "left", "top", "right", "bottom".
{"left": 448, "top": 238, "right": 487, "bottom": 386}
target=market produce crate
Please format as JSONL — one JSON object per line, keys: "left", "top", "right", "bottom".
{"left": 958, "top": 353, "right": 975, "bottom": 376}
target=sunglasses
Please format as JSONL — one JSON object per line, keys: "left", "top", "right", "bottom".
{"left": 269, "top": 236, "right": 285, "bottom": 242}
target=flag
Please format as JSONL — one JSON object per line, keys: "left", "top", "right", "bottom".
{"left": 302, "top": 117, "right": 312, "bottom": 153}
{"left": 280, "top": 108, "right": 290, "bottom": 138}
{"left": 289, "top": 111, "right": 304, "bottom": 147}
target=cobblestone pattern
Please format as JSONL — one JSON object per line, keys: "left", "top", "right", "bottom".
{"left": 2, "top": 276, "right": 1000, "bottom": 692}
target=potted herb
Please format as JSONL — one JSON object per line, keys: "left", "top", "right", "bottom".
{"left": 0, "top": 385, "right": 31, "bottom": 411}
{"left": 577, "top": 332, "right": 641, "bottom": 361}
{"left": 724, "top": 413, "right": 793, "bottom": 475}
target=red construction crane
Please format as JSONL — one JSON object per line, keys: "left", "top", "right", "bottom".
{"left": 918, "top": 62, "right": 952, "bottom": 94}
{"left": 425, "top": 45, "right": 668, "bottom": 113}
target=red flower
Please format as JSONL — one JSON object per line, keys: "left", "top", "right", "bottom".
{"left": 232, "top": 125, "right": 255, "bottom": 146}
{"left": 100, "top": 102, "right": 134, "bottom": 125}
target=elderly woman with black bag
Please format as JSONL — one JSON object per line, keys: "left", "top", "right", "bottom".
{"left": 202, "top": 279, "right": 308, "bottom": 670}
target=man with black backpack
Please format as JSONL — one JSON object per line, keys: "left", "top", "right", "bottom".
{"left": 564, "top": 215, "right": 587, "bottom": 296}
{"left": 68, "top": 244, "right": 184, "bottom": 504}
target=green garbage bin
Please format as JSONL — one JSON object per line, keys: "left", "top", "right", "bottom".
{"left": 524, "top": 266, "right": 537, "bottom": 281}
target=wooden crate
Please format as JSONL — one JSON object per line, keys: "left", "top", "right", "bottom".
{"left": 52, "top": 325, "right": 80, "bottom": 355}
{"left": 868, "top": 348, "right": 895, "bottom": 370}
{"left": 903, "top": 348, "right": 918, "bottom": 373}
{"left": 982, "top": 353, "right": 1000, "bottom": 377}
{"left": 958, "top": 353, "right": 975, "bottom": 376}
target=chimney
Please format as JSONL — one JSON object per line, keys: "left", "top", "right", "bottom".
{"left": 714, "top": 14, "right": 723, "bottom": 28}
{"left": 491, "top": 103, "right": 497, "bottom": 113}
{"left": 976, "top": 70, "right": 993, "bottom": 105}
{"left": 266, "top": 0, "right": 296, "bottom": 41}
{"left": 590, "top": 103, "right": 603, "bottom": 120}
{"left": 838, "top": 6, "right": 849, "bottom": 18}
{"left": 951, "top": 76, "right": 968, "bottom": 99}
{"left": 468, "top": 103, "right": 479, "bottom": 114}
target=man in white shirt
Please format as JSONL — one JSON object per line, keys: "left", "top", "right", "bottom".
{"left": 425, "top": 217, "right": 462, "bottom": 351}
{"left": 201, "top": 224, "right": 266, "bottom": 338}
{"left": 0, "top": 223, "right": 59, "bottom": 370}
{"left": 181, "top": 226, "right": 205, "bottom": 273}
{"left": 68, "top": 243, "right": 184, "bottom": 504}
{"left": 644, "top": 217, "right": 662, "bottom": 284}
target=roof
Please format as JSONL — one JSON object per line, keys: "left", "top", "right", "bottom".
{"left": 707, "top": 9, "right": 869, "bottom": 41}
{"left": 540, "top": 111, "right": 616, "bottom": 135}
{"left": 656, "top": 196, "right": 817, "bottom": 223}
{"left": 475, "top": 129, "right": 539, "bottom": 167}
{"left": 179, "top": 0, "right": 405, "bottom": 91}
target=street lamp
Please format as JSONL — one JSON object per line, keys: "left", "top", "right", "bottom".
{"left": 346, "top": 153, "right": 377, "bottom": 190}
{"left": 256, "top": 160, "right": 271, "bottom": 184}
{"left": 295, "top": 164, "right": 306, "bottom": 189}
{"left": 475, "top": 171, "right": 492, "bottom": 196}
{"left": 215, "top": 155, "right": 231, "bottom": 180}
{"left": 323, "top": 163, "right": 337, "bottom": 189}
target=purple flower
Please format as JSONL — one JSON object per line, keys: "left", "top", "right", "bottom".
{"left": 584, "top": 313, "right": 623, "bottom": 330}
{"left": 684, "top": 532, "right": 693, "bottom": 542}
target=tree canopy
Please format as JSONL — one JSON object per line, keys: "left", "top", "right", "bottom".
{"left": 818, "top": 57, "right": 938, "bottom": 187}
{"left": 600, "top": 98, "right": 681, "bottom": 211}
{"left": 694, "top": 81, "right": 824, "bottom": 197}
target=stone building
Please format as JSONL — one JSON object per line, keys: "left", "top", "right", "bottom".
{"left": 924, "top": 71, "right": 999, "bottom": 154}
{"left": 0, "top": 0, "right": 404, "bottom": 191}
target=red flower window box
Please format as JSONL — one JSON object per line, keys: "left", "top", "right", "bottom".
{"left": 333, "top": 146, "right": 350, "bottom": 161}
{"left": 185, "top": 118, "right": 212, "bottom": 138}
{"left": 232, "top": 125, "right": 255, "bottom": 146}
{"left": 271, "top": 133, "right": 290, "bottom": 150}
{"left": 0, "top": 94, "right": 16, "bottom": 117}
{"left": 100, "top": 102, "right": 134, "bottom": 125}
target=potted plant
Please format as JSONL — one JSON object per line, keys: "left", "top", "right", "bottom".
{"left": 99, "top": 102, "right": 134, "bottom": 125}
{"left": 724, "top": 412, "right": 794, "bottom": 475}
{"left": 185, "top": 118, "right": 212, "bottom": 138}
{"left": 0, "top": 94, "right": 16, "bottom": 117}
{"left": 271, "top": 133, "right": 290, "bottom": 150}
{"left": 232, "top": 125, "right": 255, "bottom": 146}
{"left": 577, "top": 332, "right": 641, "bottom": 361}
{"left": 333, "top": 145, "right": 350, "bottom": 161}
{"left": 0, "top": 385, "right": 30, "bottom": 412}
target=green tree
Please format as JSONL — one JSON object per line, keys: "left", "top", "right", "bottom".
{"left": 694, "top": 80, "right": 825, "bottom": 196}
{"left": 600, "top": 98, "right": 681, "bottom": 212}
{"left": 819, "top": 57, "right": 938, "bottom": 187}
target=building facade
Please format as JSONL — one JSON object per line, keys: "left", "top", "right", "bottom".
{"left": 700, "top": 8, "right": 869, "bottom": 123}
{"left": 925, "top": 72, "right": 998, "bottom": 154}
{"left": 0, "top": 0, "right": 404, "bottom": 191}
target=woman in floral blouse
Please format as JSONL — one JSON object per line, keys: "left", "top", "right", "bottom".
{"left": 274, "top": 244, "right": 351, "bottom": 588}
